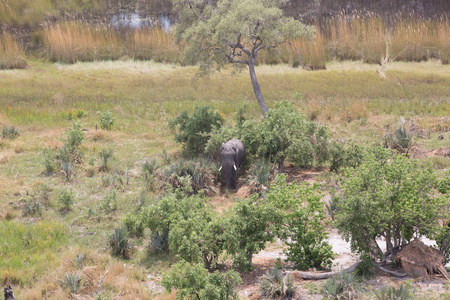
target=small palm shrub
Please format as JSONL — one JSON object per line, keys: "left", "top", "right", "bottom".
{"left": 322, "top": 270, "right": 359, "bottom": 300}
{"left": 246, "top": 158, "right": 273, "bottom": 194}
{"left": 383, "top": 117, "right": 414, "bottom": 154}
{"left": 62, "top": 272, "right": 83, "bottom": 293}
{"left": 21, "top": 197, "right": 42, "bottom": 217}
{"left": 57, "top": 188, "right": 75, "bottom": 211}
{"left": 2, "top": 125, "right": 19, "bottom": 139}
{"left": 99, "top": 149, "right": 113, "bottom": 172}
{"left": 109, "top": 225, "right": 131, "bottom": 259}
{"left": 259, "top": 267, "right": 296, "bottom": 298}
{"left": 375, "top": 283, "right": 415, "bottom": 300}
{"left": 42, "top": 149, "right": 55, "bottom": 175}
{"left": 97, "top": 110, "right": 115, "bottom": 130}
{"left": 142, "top": 158, "right": 159, "bottom": 191}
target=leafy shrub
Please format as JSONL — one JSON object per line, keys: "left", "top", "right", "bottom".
{"left": 329, "top": 141, "right": 364, "bottom": 172}
{"left": 169, "top": 105, "right": 224, "bottom": 154}
{"left": 259, "top": 266, "right": 296, "bottom": 298}
{"left": 64, "top": 122, "right": 84, "bottom": 153}
{"left": 99, "top": 148, "right": 113, "bottom": 172}
{"left": 62, "top": 272, "right": 83, "bottom": 293}
{"left": 321, "top": 270, "right": 359, "bottom": 300}
{"left": 123, "top": 213, "right": 144, "bottom": 237}
{"left": 375, "top": 283, "right": 415, "bottom": 300}
{"left": 97, "top": 110, "right": 115, "bottom": 130}
{"left": 109, "top": 225, "right": 131, "bottom": 259}
{"left": 354, "top": 253, "right": 375, "bottom": 278}
{"left": 73, "top": 253, "right": 87, "bottom": 268}
{"left": 335, "top": 146, "right": 446, "bottom": 261}
{"left": 162, "top": 260, "right": 241, "bottom": 300}
{"left": 268, "top": 175, "right": 334, "bottom": 270}
{"left": 57, "top": 188, "right": 75, "bottom": 211}
{"left": 2, "top": 125, "right": 19, "bottom": 139}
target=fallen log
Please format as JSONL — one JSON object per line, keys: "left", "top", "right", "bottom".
{"left": 283, "top": 262, "right": 360, "bottom": 280}
{"left": 374, "top": 262, "right": 407, "bottom": 277}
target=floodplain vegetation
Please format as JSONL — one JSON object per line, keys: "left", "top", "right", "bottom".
{"left": 0, "top": 56, "right": 449, "bottom": 299}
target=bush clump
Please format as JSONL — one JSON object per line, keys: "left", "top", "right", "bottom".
{"left": 169, "top": 105, "right": 224, "bottom": 155}
{"left": 57, "top": 188, "right": 75, "bottom": 211}
{"left": 259, "top": 266, "right": 296, "bottom": 298}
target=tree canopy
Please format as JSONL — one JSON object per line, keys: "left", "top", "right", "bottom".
{"left": 171, "top": 0, "right": 315, "bottom": 115}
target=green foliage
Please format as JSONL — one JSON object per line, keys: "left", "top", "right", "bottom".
{"left": 109, "top": 225, "right": 131, "bottom": 259}
{"left": 435, "top": 226, "right": 450, "bottom": 265}
{"left": 354, "top": 253, "right": 375, "bottom": 278}
{"left": 259, "top": 266, "right": 296, "bottom": 298}
{"left": 335, "top": 146, "right": 446, "bottom": 260}
{"left": 64, "top": 121, "right": 84, "bottom": 154}
{"left": 267, "top": 174, "right": 334, "bottom": 270}
{"left": 62, "top": 272, "right": 83, "bottom": 293}
{"left": 225, "top": 195, "right": 281, "bottom": 272}
{"left": 97, "top": 110, "right": 115, "bottom": 130}
{"left": 321, "top": 270, "right": 359, "bottom": 300}
{"left": 245, "top": 158, "right": 273, "bottom": 194}
{"left": 162, "top": 260, "right": 241, "bottom": 300}
{"left": 123, "top": 213, "right": 144, "bottom": 238}
{"left": 2, "top": 125, "right": 19, "bottom": 139}
{"left": 169, "top": 105, "right": 224, "bottom": 155}
{"left": 375, "top": 283, "right": 415, "bottom": 300}
{"left": 57, "top": 188, "right": 75, "bottom": 211}
{"left": 329, "top": 141, "right": 364, "bottom": 172}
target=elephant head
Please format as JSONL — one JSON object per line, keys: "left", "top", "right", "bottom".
{"left": 220, "top": 139, "right": 245, "bottom": 190}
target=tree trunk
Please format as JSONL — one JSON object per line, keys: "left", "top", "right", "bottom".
{"left": 248, "top": 61, "right": 268, "bottom": 116}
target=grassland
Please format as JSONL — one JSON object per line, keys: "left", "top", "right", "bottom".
{"left": 0, "top": 60, "right": 449, "bottom": 298}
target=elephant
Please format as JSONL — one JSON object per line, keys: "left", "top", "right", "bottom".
{"left": 220, "top": 139, "right": 245, "bottom": 190}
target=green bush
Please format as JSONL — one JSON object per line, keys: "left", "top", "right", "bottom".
{"left": 97, "top": 110, "right": 115, "bottom": 130}
{"left": 42, "top": 149, "right": 55, "bottom": 175}
{"left": 329, "top": 141, "right": 364, "bottom": 172}
{"left": 383, "top": 117, "right": 414, "bottom": 153}
{"left": 162, "top": 260, "right": 241, "bottom": 300}
{"left": 169, "top": 105, "right": 224, "bottom": 155}
{"left": 57, "top": 188, "right": 75, "bottom": 211}
{"left": 142, "top": 158, "right": 159, "bottom": 191}
{"left": 123, "top": 213, "right": 144, "bottom": 238}
{"left": 62, "top": 272, "right": 83, "bottom": 293}
{"left": 435, "top": 225, "right": 450, "bottom": 265}
{"left": 2, "top": 125, "right": 19, "bottom": 139}
{"left": 100, "top": 190, "right": 117, "bottom": 212}
{"left": 268, "top": 175, "right": 334, "bottom": 270}
{"left": 335, "top": 146, "right": 446, "bottom": 261}
{"left": 259, "top": 266, "right": 296, "bottom": 298}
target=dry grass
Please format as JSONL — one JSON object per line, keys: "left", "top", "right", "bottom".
{"left": 0, "top": 32, "right": 27, "bottom": 69}
{"left": 44, "top": 22, "right": 122, "bottom": 63}
{"left": 131, "top": 27, "right": 180, "bottom": 63}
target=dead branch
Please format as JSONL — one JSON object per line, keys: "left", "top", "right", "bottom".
{"left": 283, "top": 262, "right": 360, "bottom": 280}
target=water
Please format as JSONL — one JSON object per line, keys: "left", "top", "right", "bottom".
{"left": 110, "top": 12, "right": 171, "bottom": 31}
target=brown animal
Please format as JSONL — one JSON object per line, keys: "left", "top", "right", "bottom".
{"left": 4, "top": 286, "right": 15, "bottom": 300}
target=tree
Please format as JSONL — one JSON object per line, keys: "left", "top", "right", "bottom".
{"left": 335, "top": 146, "right": 447, "bottom": 262}
{"left": 171, "top": 0, "right": 315, "bottom": 116}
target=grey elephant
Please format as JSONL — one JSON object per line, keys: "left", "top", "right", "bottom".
{"left": 220, "top": 139, "right": 245, "bottom": 190}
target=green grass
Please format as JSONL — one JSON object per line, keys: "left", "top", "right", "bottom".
{"left": 0, "top": 221, "right": 67, "bottom": 286}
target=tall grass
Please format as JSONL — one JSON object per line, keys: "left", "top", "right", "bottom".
{"left": 131, "top": 27, "right": 181, "bottom": 63}
{"left": 44, "top": 22, "right": 122, "bottom": 63}
{"left": 0, "top": 32, "right": 27, "bottom": 69}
